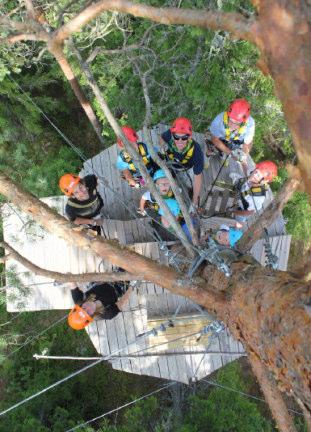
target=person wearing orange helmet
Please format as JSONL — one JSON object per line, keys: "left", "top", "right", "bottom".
{"left": 116, "top": 126, "right": 158, "bottom": 188}
{"left": 231, "top": 160, "right": 278, "bottom": 222}
{"left": 67, "top": 279, "right": 133, "bottom": 330}
{"left": 159, "top": 117, "right": 204, "bottom": 210}
{"left": 59, "top": 173, "right": 103, "bottom": 234}
{"left": 209, "top": 98, "right": 255, "bottom": 157}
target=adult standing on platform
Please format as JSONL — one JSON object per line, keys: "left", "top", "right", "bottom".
{"left": 209, "top": 98, "right": 255, "bottom": 157}
{"left": 160, "top": 117, "right": 204, "bottom": 211}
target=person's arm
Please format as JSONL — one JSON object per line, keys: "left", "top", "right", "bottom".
{"left": 72, "top": 217, "right": 101, "bottom": 226}
{"left": 242, "top": 118, "right": 255, "bottom": 154}
{"left": 211, "top": 135, "right": 231, "bottom": 154}
{"left": 139, "top": 197, "right": 148, "bottom": 214}
{"left": 122, "top": 169, "right": 137, "bottom": 187}
{"left": 232, "top": 208, "right": 254, "bottom": 217}
{"left": 115, "top": 286, "right": 133, "bottom": 311}
{"left": 192, "top": 173, "right": 203, "bottom": 206}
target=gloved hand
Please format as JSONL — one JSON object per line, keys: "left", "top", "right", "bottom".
{"left": 231, "top": 148, "right": 247, "bottom": 163}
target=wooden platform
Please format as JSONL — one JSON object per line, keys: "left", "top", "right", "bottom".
{"left": 2, "top": 125, "right": 291, "bottom": 384}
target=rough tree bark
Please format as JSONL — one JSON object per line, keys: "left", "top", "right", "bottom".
{"left": 249, "top": 353, "right": 297, "bottom": 432}
{"left": 0, "top": 173, "right": 310, "bottom": 428}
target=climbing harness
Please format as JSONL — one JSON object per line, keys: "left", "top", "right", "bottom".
{"left": 166, "top": 138, "right": 195, "bottom": 168}
{"left": 223, "top": 111, "right": 247, "bottom": 143}
{"left": 120, "top": 142, "right": 156, "bottom": 175}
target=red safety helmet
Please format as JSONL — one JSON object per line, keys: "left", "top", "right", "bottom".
{"left": 68, "top": 304, "right": 94, "bottom": 330}
{"left": 59, "top": 174, "right": 80, "bottom": 196}
{"left": 255, "top": 160, "right": 278, "bottom": 182}
{"left": 228, "top": 99, "right": 251, "bottom": 123}
{"left": 117, "top": 126, "right": 138, "bottom": 148}
{"left": 170, "top": 117, "right": 192, "bottom": 136}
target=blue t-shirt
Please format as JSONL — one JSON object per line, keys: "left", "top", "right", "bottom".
{"left": 158, "top": 198, "right": 180, "bottom": 217}
{"left": 161, "top": 130, "right": 204, "bottom": 175}
{"left": 210, "top": 112, "right": 255, "bottom": 145}
{"left": 229, "top": 228, "right": 243, "bottom": 247}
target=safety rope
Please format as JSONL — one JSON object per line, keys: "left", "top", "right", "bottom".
{"left": 4, "top": 314, "right": 67, "bottom": 359}
{"left": 0, "top": 318, "right": 226, "bottom": 418}
{"left": 65, "top": 382, "right": 176, "bottom": 432}
{"left": 201, "top": 379, "right": 303, "bottom": 416}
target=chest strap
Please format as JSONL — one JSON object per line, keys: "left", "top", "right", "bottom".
{"left": 167, "top": 139, "right": 195, "bottom": 165}
{"left": 120, "top": 142, "right": 151, "bottom": 174}
{"left": 223, "top": 111, "right": 247, "bottom": 143}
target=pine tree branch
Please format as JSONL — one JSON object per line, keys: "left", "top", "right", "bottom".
{"left": 0, "top": 172, "right": 225, "bottom": 314}
{"left": 54, "top": 1, "right": 258, "bottom": 45}
{"left": 1, "top": 241, "right": 140, "bottom": 283}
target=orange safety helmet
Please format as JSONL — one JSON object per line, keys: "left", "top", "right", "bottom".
{"left": 117, "top": 126, "right": 138, "bottom": 148}
{"left": 255, "top": 160, "right": 278, "bottom": 182}
{"left": 68, "top": 304, "right": 94, "bottom": 330}
{"left": 170, "top": 117, "right": 192, "bottom": 136}
{"left": 59, "top": 174, "right": 80, "bottom": 196}
{"left": 228, "top": 99, "right": 251, "bottom": 123}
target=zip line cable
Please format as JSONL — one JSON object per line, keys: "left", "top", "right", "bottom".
{"left": 0, "top": 318, "right": 222, "bottom": 418}
{"left": 65, "top": 382, "right": 176, "bottom": 432}
{"left": 68, "top": 373, "right": 303, "bottom": 432}
{"left": 201, "top": 379, "right": 303, "bottom": 416}
{"left": 4, "top": 314, "right": 67, "bottom": 359}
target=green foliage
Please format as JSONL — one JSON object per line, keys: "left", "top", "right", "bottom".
{"left": 181, "top": 362, "right": 273, "bottom": 432}
{"left": 283, "top": 192, "right": 311, "bottom": 241}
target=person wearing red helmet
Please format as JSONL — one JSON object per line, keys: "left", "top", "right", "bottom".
{"left": 67, "top": 279, "right": 133, "bottom": 330}
{"left": 209, "top": 99, "right": 255, "bottom": 157}
{"left": 59, "top": 173, "right": 104, "bottom": 235}
{"left": 231, "top": 160, "right": 278, "bottom": 222}
{"left": 160, "top": 117, "right": 204, "bottom": 210}
{"left": 116, "top": 126, "right": 158, "bottom": 188}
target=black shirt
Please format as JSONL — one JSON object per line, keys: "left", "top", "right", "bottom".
{"left": 65, "top": 175, "right": 103, "bottom": 222}
{"left": 71, "top": 281, "right": 128, "bottom": 320}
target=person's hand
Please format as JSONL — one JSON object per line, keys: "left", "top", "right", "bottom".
{"left": 235, "top": 221, "right": 243, "bottom": 229}
{"left": 92, "top": 218, "right": 103, "bottom": 226}
{"left": 137, "top": 208, "right": 147, "bottom": 216}
{"left": 62, "top": 281, "right": 77, "bottom": 290}
{"left": 231, "top": 148, "right": 247, "bottom": 163}
{"left": 128, "top": 179, "right": 138, "bottom": 188}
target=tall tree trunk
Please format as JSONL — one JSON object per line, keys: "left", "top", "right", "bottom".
{"left": 249, "top": 353, "right": 297, "bottom": 432}
{"left": 0, "top": 172, "right": 310, "bottom": 420}
{"left": 253, "top": 0, "right": 311, "bottom": 192}
{"left": 48, "top": 41, "right": 105, "bottom": 147}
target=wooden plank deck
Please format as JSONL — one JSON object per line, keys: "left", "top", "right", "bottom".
{"left": 2, "top": 126, "right": 291, "bottom": 384}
